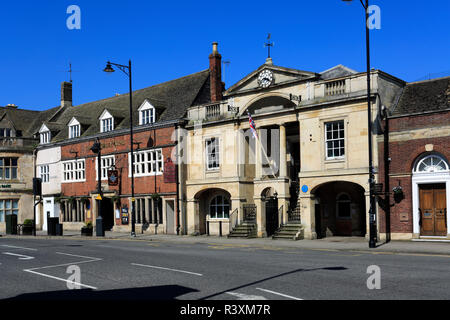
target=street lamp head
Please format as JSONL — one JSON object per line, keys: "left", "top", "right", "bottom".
{"left": 90, "top": 139, "right": 101, "bottom": 154}
{"left": 103, "top": 62, "right": 115, "bottom": 73}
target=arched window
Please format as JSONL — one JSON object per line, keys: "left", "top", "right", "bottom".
{"left": 414, "top": 155, "right": 449, "bottom": 173}
{"left": 209, "top": 195, "right": 230, "bottom": 219}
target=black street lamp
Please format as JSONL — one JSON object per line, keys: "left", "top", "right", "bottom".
{"left": 90, "top": 138, "right": 104, "bottom": 237}
{"left": 343, "top": 0, "right": 377, "bottom": 248}
{"left": 103, "top": 60, "right": 136, "bottom": 237}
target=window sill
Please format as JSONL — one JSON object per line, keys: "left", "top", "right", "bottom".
{"left": 324, "top": 158, "right": 346, "bottom": 163}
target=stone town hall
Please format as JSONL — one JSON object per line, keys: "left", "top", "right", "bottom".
{"left": 0, "top": 43, "right": 449, "bottom": 242}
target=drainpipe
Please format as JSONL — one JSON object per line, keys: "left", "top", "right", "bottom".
{"left": 175, "top": 123, "right": 181, "bottom": 235}
{"left": 382, "top": 106, "right": 391, "bottom": 243}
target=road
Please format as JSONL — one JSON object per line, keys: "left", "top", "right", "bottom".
{"left": 0, "top": 237, "right": 449, "bottom": 301}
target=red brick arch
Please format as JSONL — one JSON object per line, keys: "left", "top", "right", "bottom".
{"left": 405, "top": 145, "right": 450, "bottom": 172}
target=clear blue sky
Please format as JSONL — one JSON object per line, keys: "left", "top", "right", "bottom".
{"left": 0, "top": 0, "right": 449, "bottom": 111}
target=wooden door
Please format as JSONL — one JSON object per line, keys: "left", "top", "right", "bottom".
{"left": 419, "top": 184, "right": 447, "bottom": 236}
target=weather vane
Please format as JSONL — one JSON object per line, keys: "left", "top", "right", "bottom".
{"left": 264, "top": 33, "right": 274, "bottom": 59}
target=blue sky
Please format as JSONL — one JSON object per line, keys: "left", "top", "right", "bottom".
{"left": 0, "top": 0, "right": 449, "bottom": 110}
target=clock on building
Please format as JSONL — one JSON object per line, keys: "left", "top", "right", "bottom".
{"left": 257, "top": 70, "right": 274, "bottom": 88}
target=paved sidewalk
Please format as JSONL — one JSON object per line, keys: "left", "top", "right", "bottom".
{"left": 1, "top": 230, "right": 449, "bottom": 256}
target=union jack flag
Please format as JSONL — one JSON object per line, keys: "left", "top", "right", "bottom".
{"left": 247, "top": 111, "right": 258, "bottom": 139}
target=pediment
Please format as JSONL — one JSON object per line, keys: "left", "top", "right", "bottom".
{"left": 224, "top": 64, "right": 318, "bottom": 96}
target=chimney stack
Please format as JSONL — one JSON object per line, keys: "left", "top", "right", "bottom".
{"left": 61, "top": 81, "right": 72, "bottom": 107}
{"left": 209, "top": 42, "right": 223, "bottom": 102}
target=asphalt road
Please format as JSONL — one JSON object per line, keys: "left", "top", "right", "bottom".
{"left": 0, "top": 237, "right": 449, "bottom": 301}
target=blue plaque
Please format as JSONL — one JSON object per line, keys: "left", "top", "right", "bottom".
{"left": 301, "top": 185, "right": 309, "bottom": 193}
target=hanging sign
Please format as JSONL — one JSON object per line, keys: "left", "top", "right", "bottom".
{"left": 108, "top": 169, "right": 119, "bottom": 186}
{"left": 164, "top": 157, "right": 176, "bottom": 183}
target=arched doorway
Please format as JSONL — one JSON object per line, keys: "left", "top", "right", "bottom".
{"left": 412, "top": 153, "right": 449, "bottom": 237}
{"left": 195, "top": 188, "right": 231, "bottom": 235}
{"left": 262, "top": 187, "right": 278, "bottom": 237}
{"left": 312, "top": 181, "right": 366, "bottom": 238}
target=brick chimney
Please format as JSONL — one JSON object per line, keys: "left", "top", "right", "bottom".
{"left": 209, "top": 42, "right": 223, "bottom": 102}
{"left": 61, "top": 81, "right": 72, "bottom": 107}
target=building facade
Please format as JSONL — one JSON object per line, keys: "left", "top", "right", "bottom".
{"left": 0, "top": 104, "right": 61, "bottom": 232}
{"left": 378, "top": 77, "right": 450, "bottom": 240}
{"left": 35, "top": 61, "right": 214, "bottom": 235}
{"left": 184, "top": 49, "right": 405, "bottom": 239}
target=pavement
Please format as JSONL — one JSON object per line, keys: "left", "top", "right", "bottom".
{"left": 1, "top": 230, "right": 449, "bottom": 256}
{"left": 1, "top": 235, "right": 449, "bottom": 301}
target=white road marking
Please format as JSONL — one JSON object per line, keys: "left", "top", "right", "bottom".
{"left": 226, "top": 292, "right": 267, "bottom": 300}
{"left": 256, "top": 288, "right": 303, "bottom": 300}
{"left": 131, "top": 263, "right": 203, "bottom": 276}
{"left": 23, "top": 251, "right": 102, "bottom": 290}
{"left": 2, "top": 245, "right": 37, "bottom": 251}
{"left": 3, "top": 252, "right": 35, "bottom": 260}
{"left": 24, "top": 269, "right": 98, "bottom": 290}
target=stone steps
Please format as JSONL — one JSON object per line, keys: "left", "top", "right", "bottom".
{"left": 272, "top": 223, "right": 304, "bottom": 241}
{"left": 228, "top": 223, "right": 257, "bottom": 238}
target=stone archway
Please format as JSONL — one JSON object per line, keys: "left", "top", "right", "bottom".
{"left": 261, "top": 187, "right": 279, "bottom": 237}
{"left": 312, "top": 181, "right": 366, "bottom": 238}
{"left": 194, "top": 188, "right": 232, "bottom": 235}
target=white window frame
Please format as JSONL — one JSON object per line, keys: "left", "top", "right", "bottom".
{"left": 99, "top": 110, "right": 115, "bottom": 133}
{"left": 209, "top": 195, "right": 230, "bottom": 219}
{"left": 68, "top": 118, "right": 81, "bottom": 139}
{"left": 128, "top": 149, "right": 163, "bottom": 177}
{"left": 325, "top": 120, "right": 345, "bottom": 160}
{"left": 62, "top": 159, "right": 86, "bottom": 183}
{"left": 95, "top": 155, "right": 116, "bottom": 181}
{"left": 138, "top": 100, "right": 156, "bottom": 125}
{"left": 39, "top": 165, "right": 50, "bottom": 183}
{"left": 40, "top": 131, "right": 51, "bottom": 144}
{"left": 39, "top": 124, "right": 51, "bottom": 144}
{"left": 0, "top": 199, "right": 19, "bottom": 222}
{"left": 414, "top": 154, "right": 450, "bottom": 174}
{"left": 206, "top": 137, "right": 220, "bottom": 171}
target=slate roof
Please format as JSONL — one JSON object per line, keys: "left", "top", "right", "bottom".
{"left": 44, "top": 69, "right": 210, "bottom": 142}
{"left": 0, "top": 105, "right": 61, "bottom": 138}
{"left": 391, "top": 76, "right": 450, "bottom": 116}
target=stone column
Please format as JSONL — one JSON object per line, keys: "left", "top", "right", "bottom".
{"left": 236, "top": 126, "right": 245, "bottom": 178}
{"left": 279, "top": 123, "right": 287, "bottom": 178}
{"left": 300, "top": 194, "right": 316, "bottom": 239}
{"left": 187, "top": 199, "right": 199, "bottom": 235}
{"left": 255, "top": 129, "right": 262, "bottom": 179}
{"left": 255, "top": 196, "right": 266, "bottom": 237}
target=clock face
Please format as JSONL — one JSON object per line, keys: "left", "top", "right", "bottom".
{"left": 258, "top": 70, "right": 273, "bottom": 88}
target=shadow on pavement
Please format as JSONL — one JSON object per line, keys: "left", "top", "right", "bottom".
{"left": 200, "top": 266, "right": 348, "bottom": 300}
{"left": 4, "top": 285, "right": 198, "bottom": 301}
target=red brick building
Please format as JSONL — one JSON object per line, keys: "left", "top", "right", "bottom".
{"left": 36, "top": 43, "right": 224, "bottom": 234}
{"left": 378, "top": 77, "right": 450, "bottom": 241}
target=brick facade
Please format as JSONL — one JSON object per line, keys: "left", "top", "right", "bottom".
{"left": 378, "top": 111, "right": 450, "bottom": 238}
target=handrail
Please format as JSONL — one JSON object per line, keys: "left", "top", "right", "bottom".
{"left": 229, "top": 208, "right": 239, "bottom": 233}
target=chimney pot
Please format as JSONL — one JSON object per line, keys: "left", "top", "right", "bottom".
{"left": 61, "top": 81, "right": 72, "bottom": 107}
{"left": 209, "top": 42, "right": 223, "bottom": 102}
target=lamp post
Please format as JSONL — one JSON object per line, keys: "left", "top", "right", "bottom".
{"left": 343, "top": 0, "right": 377, "bottom": 248}
{"left": 103, "top": 60, "right": 136, "bottom": 237}
{"left": 90, "top": 138, "right": 104, "bottom": 237}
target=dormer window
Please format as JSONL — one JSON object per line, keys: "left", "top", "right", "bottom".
{"left": 69, "top": 124, "right": 80, "bottom": 138}
{"left": 99, "top": 110, "right": 114, "bottom": 133}
{"left": 0, "top": 129, "right": 12, "bottom": 137}
{"left": 39, "top": 124, "right": 51, "bottom": 144}
{"left": 102, "top": 118, "right": 113, "bottom": 132}
{"left": 40, "top": 131, "right": 51, "bottom": 144}
{"left": 138, "top": 100, "right": 156, "bottom": 125}
{"left": 68, "top": 118, "right": 81, "bottom": 139}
